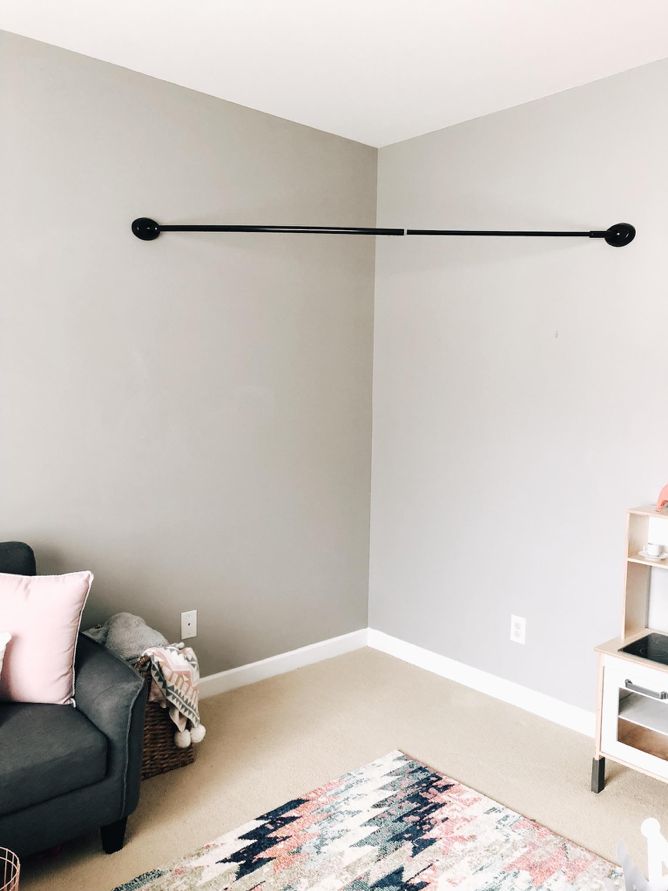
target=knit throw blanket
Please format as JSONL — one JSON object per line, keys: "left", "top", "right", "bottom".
{"left": 142, "top": 645, "right": 206, "bottom": 747}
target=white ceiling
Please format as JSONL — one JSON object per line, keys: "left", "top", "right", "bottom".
{"left": 2, "top": 0, "right": 668, "bottom": 147}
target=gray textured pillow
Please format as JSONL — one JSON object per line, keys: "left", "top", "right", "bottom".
{"left": 104, "top": 612, "right": 168, "bottom": 660}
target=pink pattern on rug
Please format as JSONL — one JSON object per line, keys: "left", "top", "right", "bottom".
{"left": 112, "top": 750, "right": 622, "bottom": 891}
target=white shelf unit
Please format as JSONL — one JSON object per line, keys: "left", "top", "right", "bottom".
{"left": 623, "top": 506, "right": 668, "bottom": 639}
{"left": 593, "top": 505, "right": 668, "bottom": 792}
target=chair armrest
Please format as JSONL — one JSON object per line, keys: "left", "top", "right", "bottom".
{"left": 75, "top": 634, "right": 147, "bottom": 816}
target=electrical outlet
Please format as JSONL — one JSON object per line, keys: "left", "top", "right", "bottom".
{"left": 510, "top": 614, "right": 526, "bottom": 645}
{"left": 181, "top": 609, "right": 198, "bottom": 640}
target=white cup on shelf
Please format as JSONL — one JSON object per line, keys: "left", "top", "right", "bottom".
{"left": 645, "top": 542, "right": 663, "bottom": 558}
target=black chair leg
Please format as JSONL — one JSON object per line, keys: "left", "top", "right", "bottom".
{"left": 101, "top": 817, "right": 127, "bottom": 853}
{"left": 591, "top": 756, "right": 606, "bottom": 793}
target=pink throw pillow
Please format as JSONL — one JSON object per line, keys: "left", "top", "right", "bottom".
{"left": 0, "top": 631, "right": 10, "bottom": 679}
{"left": 0, "top": 571, "right": 93, "bottom": 705}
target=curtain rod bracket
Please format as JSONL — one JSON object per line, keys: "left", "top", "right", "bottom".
{"left": 131, "top": 217, "right": 635, "bottom": 247}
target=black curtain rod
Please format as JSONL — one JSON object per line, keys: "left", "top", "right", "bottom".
{"left": 131, "top": 218, "right": 636, "bottom": 247}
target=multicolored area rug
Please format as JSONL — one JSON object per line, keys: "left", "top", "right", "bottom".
{"left": 114, "top": 750, "right": 621, "bottom": 890}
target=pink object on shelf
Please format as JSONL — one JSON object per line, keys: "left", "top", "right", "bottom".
{"left": 657, "top": 484, "right": 668, "bottom": 512}
{"left": 0, "top": 570, "right": 92, "bottom": 705}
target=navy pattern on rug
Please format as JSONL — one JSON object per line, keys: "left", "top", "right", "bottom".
{"left": 113, "top": 750, "right": 621, "bottom": 890}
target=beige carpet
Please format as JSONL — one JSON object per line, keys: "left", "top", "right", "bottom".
{"left": 19, "top": 647, "right": 668, "bottom": 890}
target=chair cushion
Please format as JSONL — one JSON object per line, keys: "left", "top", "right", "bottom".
{"left": 0, "top": 702, "right": 107, "bottom": 816}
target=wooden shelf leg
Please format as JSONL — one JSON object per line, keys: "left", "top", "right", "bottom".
{"left": 591, "top": 756, "right": 606, "bottom": 793}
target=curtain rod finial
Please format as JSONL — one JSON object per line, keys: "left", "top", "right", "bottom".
{"left": 604, "top": 222, "right": 635, "bottom": 247}
{"left": 132, "top": 217, "right": 160, "bottom": 241}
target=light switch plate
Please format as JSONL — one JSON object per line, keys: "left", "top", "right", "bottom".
{"left": 181, "top": 609, "right": 198, "bottom": 640}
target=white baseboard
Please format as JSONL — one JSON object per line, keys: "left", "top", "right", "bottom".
{"left": 367, "top": 628, "right": 595, "bottom": 737}
{"left": 199, "top": 628, "right": 368, "bottom": 698}
{"left": 198, "top": 625, "right": 594, "bottom": 737}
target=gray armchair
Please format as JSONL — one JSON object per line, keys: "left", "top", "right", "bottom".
{"left": 0, "top": 543, "right": 147, "bottom": 857}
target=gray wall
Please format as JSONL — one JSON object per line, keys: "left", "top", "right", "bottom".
{"left": 0, "top": 32, "right": 376, "bottom": 675}
{"left": 370, "top": 59, "right": 668, "bottom": 710}
{"left": 4, "top": 29, "right": 666, "bottom": 707}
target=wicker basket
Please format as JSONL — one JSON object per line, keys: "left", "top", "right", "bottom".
{"left": 0, "top": 848, "right": 19, "bottom": 891}
{"left": 135, "top": 656, "right": 196, "bottom": 780}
